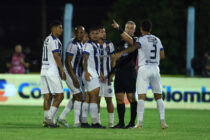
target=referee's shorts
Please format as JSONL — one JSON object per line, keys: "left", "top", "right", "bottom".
{"left": 114, "top": 68, "right": 137, "bottom": 94}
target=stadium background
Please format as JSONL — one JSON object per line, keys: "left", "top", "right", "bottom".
{"left": 0, "top": 0, "right": 210, "bottom": 140}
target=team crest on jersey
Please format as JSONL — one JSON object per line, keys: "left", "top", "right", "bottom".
{"left": 105, "top": 46, "right": 110, "bottom": 53}
{"left": 108, "top": 88, "right": 112, "bottom": 94}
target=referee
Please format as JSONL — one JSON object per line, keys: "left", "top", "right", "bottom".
{"left": 111, "top": 21, "right": 138, "bottom": 128}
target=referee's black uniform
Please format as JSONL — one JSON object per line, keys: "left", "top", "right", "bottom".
{"left": 114, "top": 36, "right": 138, "bottom": 127}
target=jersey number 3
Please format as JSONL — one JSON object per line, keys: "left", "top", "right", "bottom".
{"left": 150, "top": 44, "right": 157, "bottom": 59}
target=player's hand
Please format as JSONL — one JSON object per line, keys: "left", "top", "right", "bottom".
{"left": 100, "top": 73, "right": 106, "bottom": 83}
{"left": 85, "top": 71, "right": 92, "bottom": 81}
{"left": 61, "top": 70, "right": 66, "bottom": 80}
{"left": 112, "top": 19, "right": 120, "bottom": 29}
{"left": 73, "top": 76, "right": 80, "bottom": 88}
{"left": 109, "top": 74, "right": 114, "bottom": 82}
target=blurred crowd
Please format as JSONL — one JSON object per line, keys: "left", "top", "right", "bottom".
{"left": 191, "top": 51, "right": 210, "bottom": 77}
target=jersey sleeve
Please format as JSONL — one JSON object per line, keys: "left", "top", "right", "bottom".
{"left": 109, "top": 42, "right": 115, "bottom": 54}
{"left": 136, "top": 37, "right": 142, "bottom": 47}
{"left": 66, "top": 42, "right": 77, "bottom": 56}
{"left": 158, "top": 38, "right": 164, "bottom": 51}
{"left": 82, "top": 43, "right": 92, "bottom": 55}
{"left": 50, "top": 38, "right": 59, "bottom": 53}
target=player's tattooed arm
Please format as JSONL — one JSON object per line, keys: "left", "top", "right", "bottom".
{"left": 83, "top": 54, "right": 92, "bottom": 81}
{"left": 66, "top": 55, "right": 80, "bottom": 88}
{"left": 53, "top": 52, "right": 66, "bottom": 80}
{"left": 113, "top": 43, "right": 140, "bottom": 61}
{"left": 112, "top": 19, "right": 134, "bottom": 45}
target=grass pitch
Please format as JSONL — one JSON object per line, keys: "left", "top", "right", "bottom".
{"left": 0, "top": 105, "right": 209, "bottom": 140}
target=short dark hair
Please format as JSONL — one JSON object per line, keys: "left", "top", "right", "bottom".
{"left": 88, "top": 26, "right": 99, "bottom": 34}
{"left": 141, "top": 19, "right": 152, "bottom": 32}
{"left": 74, "top": 25, "right": 85, "bottom": 33}
{"left": 50, "top": 20, "right": 62, "bottom": 29}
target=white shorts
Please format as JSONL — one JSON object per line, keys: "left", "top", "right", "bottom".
{"left": 82, "top": 75, "right": 100, "bottom": 92}
{"left": 136, "top": 65, "right": 162, "bottom": 94}
{"left": 41, "top": 76, "right": 63, "bottom": 95}
{"left": 99, "top": 80, "right": 113, "bottom": 97}
{"left": 65, "top": 72, "right": 82, "bottom": 95}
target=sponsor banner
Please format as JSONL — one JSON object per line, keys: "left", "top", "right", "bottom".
{"left": 0, "top": 74, "right": 210, "bottom": 109}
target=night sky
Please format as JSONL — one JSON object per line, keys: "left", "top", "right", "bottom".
{"left": 0, "top": 0, "right": 115, "bottom": 72}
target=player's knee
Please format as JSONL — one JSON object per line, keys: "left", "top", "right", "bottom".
{"left": 44, "top": 94, "right": 51, "bottom": 101}
{"left": 73, "top": 93, "right": 82, "bottom": 101}
{"left": 105, "top": 98, "right": 112, "bottom": 104}
{"left": 154, "top": 94, "right": 162, "bottom": 100}
{"left": 138, "top": 94, "right": 146, "bottom": 100}
{"left": 116, "top": 98, "right": 124, "bottom": 104}
{"left": 57, "top": 94, "right": 64, "bottom": 101}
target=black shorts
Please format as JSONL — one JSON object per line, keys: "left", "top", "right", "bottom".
{"left": 114, "top": 68, "right": 137, "bottom": 94}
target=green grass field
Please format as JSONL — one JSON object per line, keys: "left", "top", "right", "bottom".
{"left": 0, "top": 106, "right": 210, "bottom": 140}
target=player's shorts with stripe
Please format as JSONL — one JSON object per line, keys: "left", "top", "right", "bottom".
{"left": 41, "top": 75, "right": 63, "bottom": 95}
{"left": 99, "top": 79, "right": 113, "bottom": 97}
{"left": 114, "top": 68, "right": 137, "bottom": 94}
{"left": 65, "top": 70, "right": 82, "bottom": 95}
{"left": 136, "top": 65, "right": 162, "bottom": 94}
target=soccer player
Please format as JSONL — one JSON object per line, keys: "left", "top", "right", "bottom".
{"left": 82, "top": 31, "right": 89, "bottom": 45}
{"left": 111, "top": 21, "right": 138, "bottom": 128}
{"left": 97, "top": 26, "right": 115, "bottom": 127}
{"left": 112, "top": 19, "right": 168, "bottom": 129}
{"left": 82, "top": 26, "right": 105, "bottom": 128}
{"left": 57, "top": 26, "right": 85, "bottom": 128}
{"left": 41, "top": 20, "right": 66, "bottom": 127}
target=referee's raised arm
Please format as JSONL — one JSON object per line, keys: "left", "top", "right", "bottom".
{"left": 112, "top": 19, "right": 134, "bottom": 45}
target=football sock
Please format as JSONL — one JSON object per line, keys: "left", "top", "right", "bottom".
{"left": 59, "top": 99, "right": 73, "bottom": 120}
{"left": 117, "top": 103, "right": 125, "bottom": 125}
{"left": 156, "top": 99, "right": 165, "bottom": 123}
{"left": 74, "top": 100, "right": 82, "bottom": 124}
{"left": 90, "top": 103, "right": 98, "bottom": 124}
{"left": 81, "top": 102, "right": 89, "bottom": 123}
{"left": 137, "top": 100, "right": 145, "bottom": 125}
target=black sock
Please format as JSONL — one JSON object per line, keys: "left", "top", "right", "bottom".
{"left": 117, "top": 104, "right": 125, "bottom": 125}
{"left": 130, "top": 101, "right": 137, "bottom": 125}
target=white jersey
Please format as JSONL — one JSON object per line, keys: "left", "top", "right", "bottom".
{"left": 82, "top": 40, "right": 100, "bottom": 78}
{"left": 136, "top": 34, "right": 164, "bottom": 67}
{"left": 41, "top": 34, "right": 62, "bottom": 76}
{"left": 99, "top": 41, "right": 115, "bottom": 77}
{"left": 65, "top": 38, "right": 83, "bottom": 77}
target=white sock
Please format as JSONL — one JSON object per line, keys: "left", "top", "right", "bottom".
{"left": 97, "top": 113, "right": 101, "bottom": 124}
{"left": 156, "top": 99, "right": 165, "bottom": 123}
{"left": 44, "top": 110, "right": 49, "bottom": 121}
{"left": 108, "top": 113, "right": 114, "bottom": 124}
{"left": 74, "top": 100, "right": 82, "bottom": 124}
{"left": 90, "top": 103, "right": 98, "bottom": 124}
{"left": 81, "top": 102, "right": 89, "bottom": 123}
{"left": 59, "top": 99, "right": 73, "bottom": 120}
{"left": 48, "top": 106, "right": 58, "bottom": 120}
{"left": 53, "top": 109, "right": 58, "bottom": 124}
{"left": 137, "top": 100, "right": 145, "bottom": 125}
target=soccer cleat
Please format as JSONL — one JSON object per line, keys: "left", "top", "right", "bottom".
{"left": 57, "top": 118, "right": 70, "bottom": 128}
{"left": 91, "top": 123, "right": 106, "bottom": 129}
{"left": 135, "top": 124, "right": 143, "bottom": 129}
{"left": 42, "top": 121, "right": 49, "bottom": 127}
{"left": 125, "top": 122, "right": 135, "bottom": 129}
{"left": 48, "top": 123, "right": 60, "bottom": 128}
{"left": 81, "top": 123, "right": 91, "bottom": 128}
{"left": 74, "top": 123, "right": 81, "bottom": 128}
{"left": 161, "top": 123, "right": 168, "bottom": 129}
{"left": 112, "top": 123, "right": 125, "bottom": 129}
{"left": 45, "top": 118, "right": 54, "bottom": 126}
{"left": 108, "top": 123, "right": 114, "bottom": 128}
